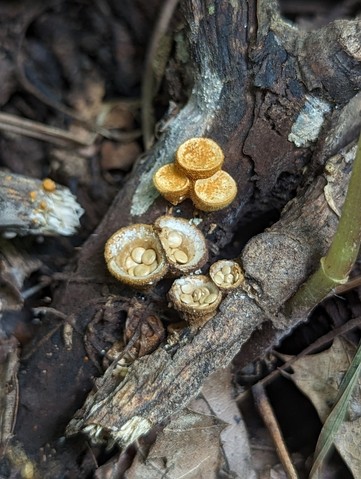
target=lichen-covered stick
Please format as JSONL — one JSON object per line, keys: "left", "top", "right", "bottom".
{"left": 0, "top": 172, "right": 84, "bottom": 237}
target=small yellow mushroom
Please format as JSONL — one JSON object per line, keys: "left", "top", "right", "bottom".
{"left": 175, "top": 137, "right": 224, "bottom": 180}
{"left": 191, "top": 170, "right": 237, "bottom": 212}
{"left": 153, "top": 138, "right": 237, "bottom": 211}
{"left": 153, "top": 163, "right": 190, "bottom": 205}
{"left": 29, "top": 191, "right": 37, "bottom": 201}
{"left": 42, "top": 178, "right": 57, "bottom": 192}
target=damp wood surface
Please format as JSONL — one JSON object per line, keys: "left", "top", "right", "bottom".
{"left": 0, "top": 0, "right": 360, "bottom": 476}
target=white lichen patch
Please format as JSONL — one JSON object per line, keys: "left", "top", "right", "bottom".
{"left": 288, "top": 95, "right": 331, "bottom": 147}
{"left": 112, "top": 416, "right": 152, "bottom": 446}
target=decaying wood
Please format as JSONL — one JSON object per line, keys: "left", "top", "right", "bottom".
{"left": 0, "top": 172, "right": 84, "bottom": 237}
{"left": 15, "top": 0, "right": 361, "bottom": 452}
{"left": 0, "top": 337, "right": 19, "bottom": 452}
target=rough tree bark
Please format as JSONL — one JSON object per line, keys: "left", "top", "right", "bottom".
{"left": 16, "top": 0, "right": 361, "bottom": 455}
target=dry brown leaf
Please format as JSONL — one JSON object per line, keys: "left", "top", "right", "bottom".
{"left": 335, "top": 417, "right": 361, "bottom": 478}
{"left": 0, "top": 239, "right": 42, "bottom": 310}
{"left": 124, "top": 410, "right": 224, "bottom": 479}
{"left": 124, "top": 366, "right": 256, "bottom": 478}
{"left": 279, "top": 337, "right": 361, "bottom": 476}
{"left": 279, "top": 337, "right": 356, "bottom": 422}
{"left": 192, "top": 367, "right": 257, "bottom": 479}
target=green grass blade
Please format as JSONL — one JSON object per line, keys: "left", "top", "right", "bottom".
{"left": 309, "top": 340, "right": 361, "bottom": 478}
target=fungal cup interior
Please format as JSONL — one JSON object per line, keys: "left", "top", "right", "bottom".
{"left": 155, "top": 216, "right": 207, "bottom": 271}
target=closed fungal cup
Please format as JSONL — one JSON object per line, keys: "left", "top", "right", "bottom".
{"left": 209, "top": 259, "right": 244, "bottom": 291}
{"left": 191, "top": 170, "right": 237, "bottom": 212}
{"left": 153, "top": 163, "right": 190, "bottom": 205}
{"left": 153, "top": 215, "right": 208, "bottom": 275}
{"left": 104, "top": 224, "right": 168, "bottom": 288}
{"left": 175, "top": 137, "right": 224, "bottom": 180}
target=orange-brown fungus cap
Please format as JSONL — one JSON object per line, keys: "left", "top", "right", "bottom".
{"left": 175, "top": 138, "right": 224, "bottom": 180}
{"left": 192, "top": 170, "right": 237, "bottom": 211}
{"left": 153, "top": 163, "right": 190, "bottom": 205}
{"left": 29, "top": 191, "right": 37, "bottom": 201}
{"left": 42, "top": 178, "right": 56, "bottom": 192}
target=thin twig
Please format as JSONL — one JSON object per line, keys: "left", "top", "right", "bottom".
{"left": 334, "top": 275, "right": 361, "bottom": 295}
{"left": 141, "top": 0, "right": 181, "bottom": 150}
{"left": 252, "top": 383, "right": 299, "bottom": 479}
{"left": 237, "top": 315, "right": 361, "bottom": 404}
{"left": 0, "top": 112, "right": 94, "bottom": 147}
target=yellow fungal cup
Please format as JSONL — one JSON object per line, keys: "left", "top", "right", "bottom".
{"left": 153, "top": 163, "right": 190, "bottom": 205}
{"left": 191, "top": 170, "right": 237, "bottom": 212}
{"left": 175, "top": 137, "right": 224, "bottom": 180}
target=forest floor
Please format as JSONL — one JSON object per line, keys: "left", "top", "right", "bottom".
{"left": 0, "top": 1, "right": 361, "bottom": 478}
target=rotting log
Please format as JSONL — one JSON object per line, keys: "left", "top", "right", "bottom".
{"left": 15, "top": 0, "right": 361, "bottom": 452}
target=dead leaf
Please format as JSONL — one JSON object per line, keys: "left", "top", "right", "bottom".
{"left": 336, "top": 417, "right": 361, "bottom": 478}
{"left": 0, "top": 239, "right": 42, "bottom": 310}
{"left": 279, "top": 337, "right": 356, "bottom": 422}
{"left": 125, "top": 410, "right": 224, "bottom": 479}
{"left": 280, "top": 337, "right": 361, "bottom": 476}
{"left": 193, "top": 367, "right": 257, "bottom": 479}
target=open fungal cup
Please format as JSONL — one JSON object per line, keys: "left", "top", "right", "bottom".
{"left": 154, "top": 215, "right": 208, "bottom": 275}
{"left": 209, "top": 259, "right": 244, "bottom": 291}
{"left": 175, "top": 137, "right": 224, "bottom": 180}
{"left": 191, "top": 170, "right": 237, "bottom": 211}
{"left": 104, "top": 224, "right": 168, "bottom": 288}
{"left": 153, "top": 163, "right": 190, "bottom": 205}
{"left": 168, "top": 275, "right": 222, "bottom": 326}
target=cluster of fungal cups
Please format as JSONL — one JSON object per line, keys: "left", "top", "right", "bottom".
{"left": 153, "top": 138, "right": 238, "bottom": 211}
{"left": 105, "top": 215, "right": 244, "bottom": 327}
{"left": 104, "top": 216, "right": 208, "bottom": 289}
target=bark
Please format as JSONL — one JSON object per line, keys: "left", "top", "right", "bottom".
{"left": 16, "top": 0, "right": 361, "bottom": 451}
